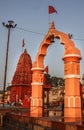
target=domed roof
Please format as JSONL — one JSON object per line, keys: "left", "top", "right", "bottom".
{"left": 12, "top": 49, "right": 32, "bottom": 85}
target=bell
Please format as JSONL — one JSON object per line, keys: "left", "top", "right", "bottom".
{"left": 8, "top": 20, "right": 14, "bottom": 25}
{"left": 50, "top": 35, "right": 55, "bottom": 43}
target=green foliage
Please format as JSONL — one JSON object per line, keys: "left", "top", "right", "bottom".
{"left": 44, "top": 74, "right": 65, "bottom": 87}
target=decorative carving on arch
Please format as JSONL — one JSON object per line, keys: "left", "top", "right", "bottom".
{"left": 33, "top": 21, "right": 81, "bottom": 69}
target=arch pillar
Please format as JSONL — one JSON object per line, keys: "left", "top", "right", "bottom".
{"left": 63, "top": 54, "right": 82, "bottom": 119}
{"left": 30, "top": 67, "right": 44, "bottom": 117}
{"left": 30, "top": 21, "right": 82, "bottom": 119}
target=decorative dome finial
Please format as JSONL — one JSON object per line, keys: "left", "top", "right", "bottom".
{"left": 50, "top": 21, "right": 55, "bottom": 29}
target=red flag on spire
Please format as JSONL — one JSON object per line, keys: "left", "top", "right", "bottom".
{"left": 22, "top": 39, "right": 25, "bottom": 52}
{"left": 22, "top": 39, "right": 25, "bottom": 47}
{"left": 48, "top": 5, "right": 57, "bottom": 14}
{"left": 45, "top": 66, "right": 49, "bottom": 74}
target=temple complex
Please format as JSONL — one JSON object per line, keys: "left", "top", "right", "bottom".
{"left": 0, "top": 21, "right": 84, "bottom": 129}
{"left": 10, "top": 48, "right": 32, "bottom": 105}
{"left": 7, "top": 21, "right": 82, "bottom": 120}
{"left": 0, "top": 22, "right": 83, "bottom": 130}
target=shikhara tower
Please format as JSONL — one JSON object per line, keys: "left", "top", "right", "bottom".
{"left": 10, "top": 48, "right": 32, "bottom": 104}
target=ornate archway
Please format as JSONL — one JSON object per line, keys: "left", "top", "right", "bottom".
{"left": 30, "top": 21, "right": 82, "bottom": 119}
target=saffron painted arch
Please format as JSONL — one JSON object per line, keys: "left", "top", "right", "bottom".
{"left": 32, "top": 21, "right": 81, "bottom": 68}
{"left": 31, "top": 21, "right": 82, "bottom": 118}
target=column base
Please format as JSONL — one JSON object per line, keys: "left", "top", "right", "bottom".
{"left": 30, "top": 106, "right": 43, "bottom": 117}
{"left": 64, "top": 107, "right": 82, "bottom": 118}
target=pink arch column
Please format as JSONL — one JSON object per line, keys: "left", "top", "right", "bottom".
{"left": 48, "top": 21, "right": 82, "bottom": 119}
{"left": 30, "top": 66, "right": 44, "bottom": 117}
{"left": 63, "top": 53, "right": 82, "bottom": 119}
{"left": 30, "top": 21, "right": 82, "bottom": 119}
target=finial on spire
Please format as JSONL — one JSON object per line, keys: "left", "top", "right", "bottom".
{"left": 50, "top": 21, "right": 55, "bottom": 29}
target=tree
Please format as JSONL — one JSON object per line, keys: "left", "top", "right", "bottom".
{"left": 44, "top": 74, "right": 51, "bottom": 84}
{"left": 44, "top": 74, "right": 65, "bottom": 87}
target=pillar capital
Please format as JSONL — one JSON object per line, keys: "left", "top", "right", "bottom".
{"left": 63, "top": 54, "right": 81, "bottom": 63}
{"left": 31, "top": 67, "right": 44, "bottom": 71}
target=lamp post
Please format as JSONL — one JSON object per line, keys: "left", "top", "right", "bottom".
{"left": 2, "top": 20, "right": 17, "bottom": 107}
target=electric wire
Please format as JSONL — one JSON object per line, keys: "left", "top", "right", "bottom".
{"left": 16, "top": 26, "right": 45, "bottom": 35}
{"left": 16, "top": 26, "right": 84, "bottom": 42}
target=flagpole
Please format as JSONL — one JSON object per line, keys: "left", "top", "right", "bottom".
{"left": 22, "top": 39, "right": 25, "bottom": 53}
{"left": 48, "top": 6, "right": 51, "bottom": 28}
{"left": 48, "top": 13, "right": 50, "bottom": 28}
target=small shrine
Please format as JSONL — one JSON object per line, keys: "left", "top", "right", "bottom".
{"left": 10, "top": 47, "right": 32, "bottom": 106}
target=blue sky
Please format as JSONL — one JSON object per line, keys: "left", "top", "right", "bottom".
{"left": 0, "top": 0, "right": 84, "bottom": 89}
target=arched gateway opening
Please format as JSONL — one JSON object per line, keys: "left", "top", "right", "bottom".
{"left": 30, "top": 21, "right": 82, "bottom": 119}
